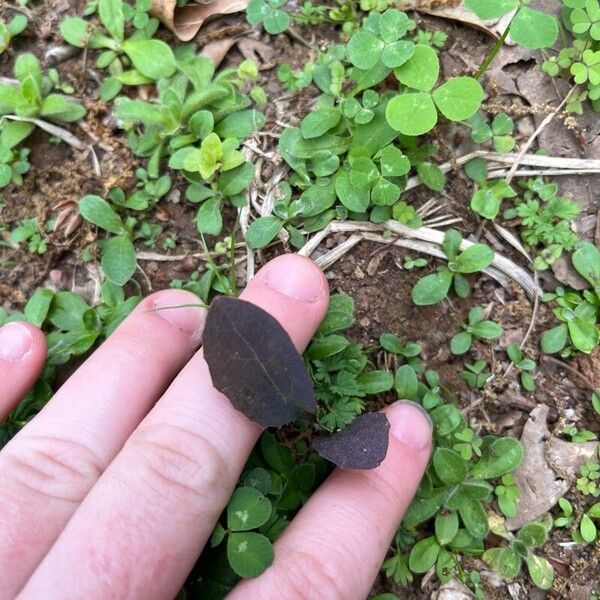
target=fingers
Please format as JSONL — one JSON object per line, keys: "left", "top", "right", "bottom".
{"left": 228, "top": 401, "right": 432, "bottom": 600}
{"left": 19, "top": 255, "right": 329, "bottom": 600}
{"left": 0, "top": 290, "right": 206, "bottom": 599}
{"left": 0, "top": 322, "right": 47, "bottom": 421}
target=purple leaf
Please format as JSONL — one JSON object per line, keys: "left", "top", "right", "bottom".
{"left": 203, "top": 296, "right": 317, "bottom": 428}
{"left": 312, "top": 412, "right": 391, "bottom": 469}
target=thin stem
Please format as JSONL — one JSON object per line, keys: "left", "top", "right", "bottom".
{"left": 475, "top": 10, "right": 518, "bottom": 79}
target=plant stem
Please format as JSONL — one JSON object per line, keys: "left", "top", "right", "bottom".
{"left": 475, "top": 10, "right": 518, "bottom": 79}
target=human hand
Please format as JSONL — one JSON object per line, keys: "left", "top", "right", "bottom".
{"left": 0, "top": 254, "right": 432, "bottom": 600}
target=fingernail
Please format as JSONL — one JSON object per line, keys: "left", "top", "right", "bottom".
{"left": 265, "top": 255, "right": 325, "bottom": 302}
{"left": 0, "top": 322, "right": 33, "bottom": 362}
{"left": 387, "top": 400, "right": 432, "bottom": 452}
{"left": 151, "top": 291, "right": 206, "bottom": 339}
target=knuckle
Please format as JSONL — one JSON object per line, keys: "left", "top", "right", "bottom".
{"left": 128, "top": 423, "right": 231, "bottom": 514}
{"left": 277, "top": 548, "right": 345, "bottom": 600}
{"left": 5, "top": 435, "right": 105, "bottom": 504}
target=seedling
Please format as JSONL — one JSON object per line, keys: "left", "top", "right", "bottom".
{"left": 495, "top": 474, "right": 521, "bottom": 518}
{"left": 450, "top": 306, "right": 503, "bottom": 355}
{"left": 452, "top": 427, "right": 483, "bottom": 461}
{"left": 506, "top": 343, "right": 536, "bottom": 391}
{"left": 470, "top": 180, "right": 517, "bottom": 221}
{"left": 563, "top": 425, "right": 597, "bottom": 443}
{"left": 60, "top": 0, "right": 171, "bottom": 100}
{"left": 461, "top": 360, "right": 492, "bottom": 389}
{"left": 9, "top": 217, "right": 50, "bottom": 255}
{"left": 0, "top": 146, "right": 30, "bottom": 188}
{"left": 467, "top": 112, "right": 516, "bottom": 153}
{"left": 554, "top": 497, "right": 576, "bottom": 528}
{"left": 0, "top": 13, "right": 28, "bottom": 54}
{"left": 412, "top": 229, "right": 495, "bottom": 306}
{"left": 541, "top": 242, "right": 600, "bottom": 355}
{"left": 403, "top": 256, "right": 428, "bottom": 270}
{"left": 0, "top": 284, "right": 140, "bottom": 446}
{"left": 577, "top": 460, "right": 600, "bottom": 496}
{"left": 0, "top": 53, "right": 86, "bottom": 153}
{"left": 575, "top": 502, "right": 600, "bottom": 543}
{"left": 246, "top": 0, "right": 290, "bottom": 34}
{"left": 504, "top": 177, "right": 581, "bottom": 269}
{"left": 483, "top": 517, "right": 555, "bottom": 590}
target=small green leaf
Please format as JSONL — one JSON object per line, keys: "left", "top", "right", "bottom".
{"left": 510, "top": 7, "right": 558, "bottom": 49}
{"left": 227, "top": 532, "right": 274, "bottom": 578}
{"left": 60, "top": 17, "right": 91, "bottom": 48}
{"left": 245, "top": 216, "right": 283, "bottom": 249}
{"left": 409, "top": 537, "right": 441, "bottom": 573}
{"left": 450, "top": 331, "right": 472, "bottom": 355}
{"left": 454, "top": 244, "right": 494, "bottom": 274}
{"left": 101, "top": 235, "right": 136, "bottom": 286}
{"left": 79, "top": 195, "right": 125, "bottom": 234}
{"left": 300, "top": 108, "right": 342, "bottom": 139}
{"left": 335, "top": 170, "right": 370, "bottom": 212}
{"left": 526, "top": 554, "right": 554, "bottom": 590}
{"left": 432, "top": 77, "right": 483, "bottom": 121}
{"left": 317, "top": 293, "right": 354, "bottom": 335}
{"left": 357, "top": 370, "right": 394, "bottom": 394}
{"left": 435, "top": 512, "right": 459, "bottom": 546}
{"left": 572, "top": 242, "right": 600, "bottom": 287}
{"left": 412, "top": 269, "right": 453, "bottom": 305}
{"left": 378, "top": 145, "right": 410, "bottom": 177}
{"left": 483, "top": 547, "right": 521, "bottom": 579}
{"left": 196, "top": 197, "right": 222, "bottom": 236}
{"left": 394, "top": 364, "right": 419, "bottom": 399}
{"left": 24, "top": 289, "right": 54, "bottom": 327}
{"left": 459, "top": 498, "right": 489, "bottom": 538}
{"left": 394, "top": 44, "right": 440, "bottom": 91}
{"left": 470, "top": 321, "right": 502, "bottom": 339}
{"left": 471, "top": 437, "right": 524, "bottom": 479}
{"left": 98, "top": 0, "right": 125, "bottom": 43}
{"left": 347, "top": 31, "right": 384, "bottom": 70}
{"left": 122, "top": 40, "right": 176, "bottom": 80}
{"left": 416, "top": 161, "right": 445, "bottom": 191}
{"left": 227, "top": 486, "right": 272, "bottom": 531}
{"left": 385, "top": 93, "right": 438, "bottom": 136}
{"left": 541, "top": 324, "right": 568, "bottom": 354}
{"left": 518, "top": 523, "right": 548, "bottom": 548}
{"left": 465, "top": 0, "right": 518, "bottom": 19}
{"left": 263, "top": 9, "right": 290, "bottom": 34}
{"left": 471, "top": 188, "right": 501, "bottom": 219}
{"left": 434, "top": 448, "right": 468, "bottom": 484}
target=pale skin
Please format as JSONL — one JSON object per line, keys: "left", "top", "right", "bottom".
{"left": 0, "top": 254, "right": 432, "bottom": 600}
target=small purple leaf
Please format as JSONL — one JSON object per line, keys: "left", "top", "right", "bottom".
{"left": 312, "top": 412, "right": 391, "bottom": 469}
{"left": 203, "top": 296, "right": 317, "bottom": 428}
